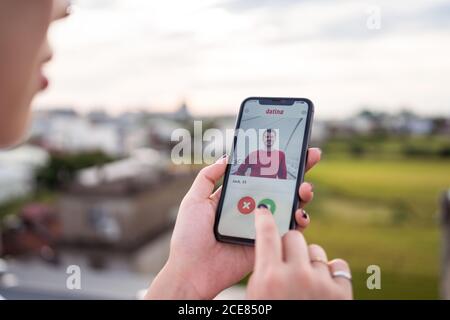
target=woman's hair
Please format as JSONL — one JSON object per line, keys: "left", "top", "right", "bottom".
{"left": 264, "top": 128, "right": 276, "bottom": 137}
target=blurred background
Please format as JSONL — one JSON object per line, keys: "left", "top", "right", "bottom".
{"left": 1, "top": 0, "right": 450, "bottom": 299}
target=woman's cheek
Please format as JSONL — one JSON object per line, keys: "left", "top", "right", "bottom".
{"left": 0, "top": 2, "right": 51, "bottom": 148}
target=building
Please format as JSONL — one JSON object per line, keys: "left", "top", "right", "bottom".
{"left": 171, "top": 101, "right": 192, "bottom": 122}
{"left": 0, "top": 145, "right": 49, "bottom": 204}
{"left": 30, "top": 109, "right": 122, "bottom": 156}
{"left": 55, "top": 149, "right": 195, "bottom": 273}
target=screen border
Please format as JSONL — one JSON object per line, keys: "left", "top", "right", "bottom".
{"left": 214, "top": 96, "right": 315, "bottom": 246}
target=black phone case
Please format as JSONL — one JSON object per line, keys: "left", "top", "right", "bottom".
{"left": 214, "top": 97, "right": 315, "bottom": 246}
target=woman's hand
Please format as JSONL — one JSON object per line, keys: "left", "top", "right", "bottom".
{"left": 246, "top": 207, "right": 353, "bottom": 300}
{"left": 145, "top": 148, "right": 321, "bottom": 300}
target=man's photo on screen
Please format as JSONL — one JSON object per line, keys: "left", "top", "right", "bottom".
{"left": 229, "top": 112, "right": 305, "bottom": 181}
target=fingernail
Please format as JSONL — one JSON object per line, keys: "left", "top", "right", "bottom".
{"left": 258, "top": 204, "right": 268, "bottom": 209}
{"left": 255, "top": 207, "right": 269, "bottom": 215}
{"left": 215, "top": 154, "right": 228, "bottom": 163}
{"left": 302, "top": 210, "right": 308, "bottom": 219}
{"left": 309, "top": 183, "right": 314, "bottom": 192}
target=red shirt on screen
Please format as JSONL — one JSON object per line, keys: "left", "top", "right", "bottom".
{"left": 235, "top": 149, "right": 287, "bottom": 179}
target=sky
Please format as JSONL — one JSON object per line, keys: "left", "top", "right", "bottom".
{"left": 34, "top": 0, "right": 450, "bottom": 119}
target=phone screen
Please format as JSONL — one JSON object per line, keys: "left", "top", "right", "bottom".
{"left": 216, "top": 98, "right": 312, "bottom": 242}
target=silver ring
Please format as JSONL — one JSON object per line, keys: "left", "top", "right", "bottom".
{"left": 332, "top": 270, "right": 352, "bottom": 281}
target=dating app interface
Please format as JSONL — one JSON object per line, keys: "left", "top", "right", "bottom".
{"left": 218, "top": 99, "right": 309, "bottom": 239}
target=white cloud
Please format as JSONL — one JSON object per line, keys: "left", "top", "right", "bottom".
{"left": 34, "top": 0, "right": 450, "bottom": 118}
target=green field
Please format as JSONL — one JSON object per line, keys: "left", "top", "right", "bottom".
{"left": 303, "top": 158, "right": 449, "bottom": 299}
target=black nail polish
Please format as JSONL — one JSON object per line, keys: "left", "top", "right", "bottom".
{"left": 302, "top": 211, "right": 308, "bottom": 219}
{"left": 258, "top": 204, "right": 268, "bottom": 209}
{"left": 216, "top": 154, "right": 228, "bottom": 164}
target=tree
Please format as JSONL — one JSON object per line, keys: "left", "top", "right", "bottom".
{"left": 35, "top": 151, "right": 116, "bottom": 190}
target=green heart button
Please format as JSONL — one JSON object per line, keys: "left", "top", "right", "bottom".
{"left": 257, "top": 198, "right": 276, "bottom": 214}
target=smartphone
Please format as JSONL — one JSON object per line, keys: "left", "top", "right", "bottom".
{"left": 214, "top": 97, "right": 314, "bottom": 245}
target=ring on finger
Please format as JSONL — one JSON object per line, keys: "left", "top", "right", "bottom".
{"left": 311, "top": 257, "right": 328, "bottom": 266}
{"left": 331, "top": 270, "right": 352, "bottom": 281}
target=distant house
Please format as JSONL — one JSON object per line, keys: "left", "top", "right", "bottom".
{"left": 55, "top": 149, "right": 195, "bottom": 272}
{"left": 123, "top": 118, "right": 181, "bottom": 153}
{"left": 144, "top": 101, "right": 193, "bottom": 123}
{"left": 341, "top": 113, "right": 377, "bottom": 135}
{"left": 87, "top": 110, "right": 113, "bottom": 125}
{"left": 386, "top": 112, "right": 433, "bottom": 135}
{"left": 0, "top": 145, "right": 49, "bottom": 204}
{"left": 30, "top": 109, "right": 122, "bottom": 156}
{"left": 172, "top": 101, "right": 192, "bottom": 122}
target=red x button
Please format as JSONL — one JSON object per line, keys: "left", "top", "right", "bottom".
{"left": 237, "top": 196, "right": 256, "bottom": 214}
